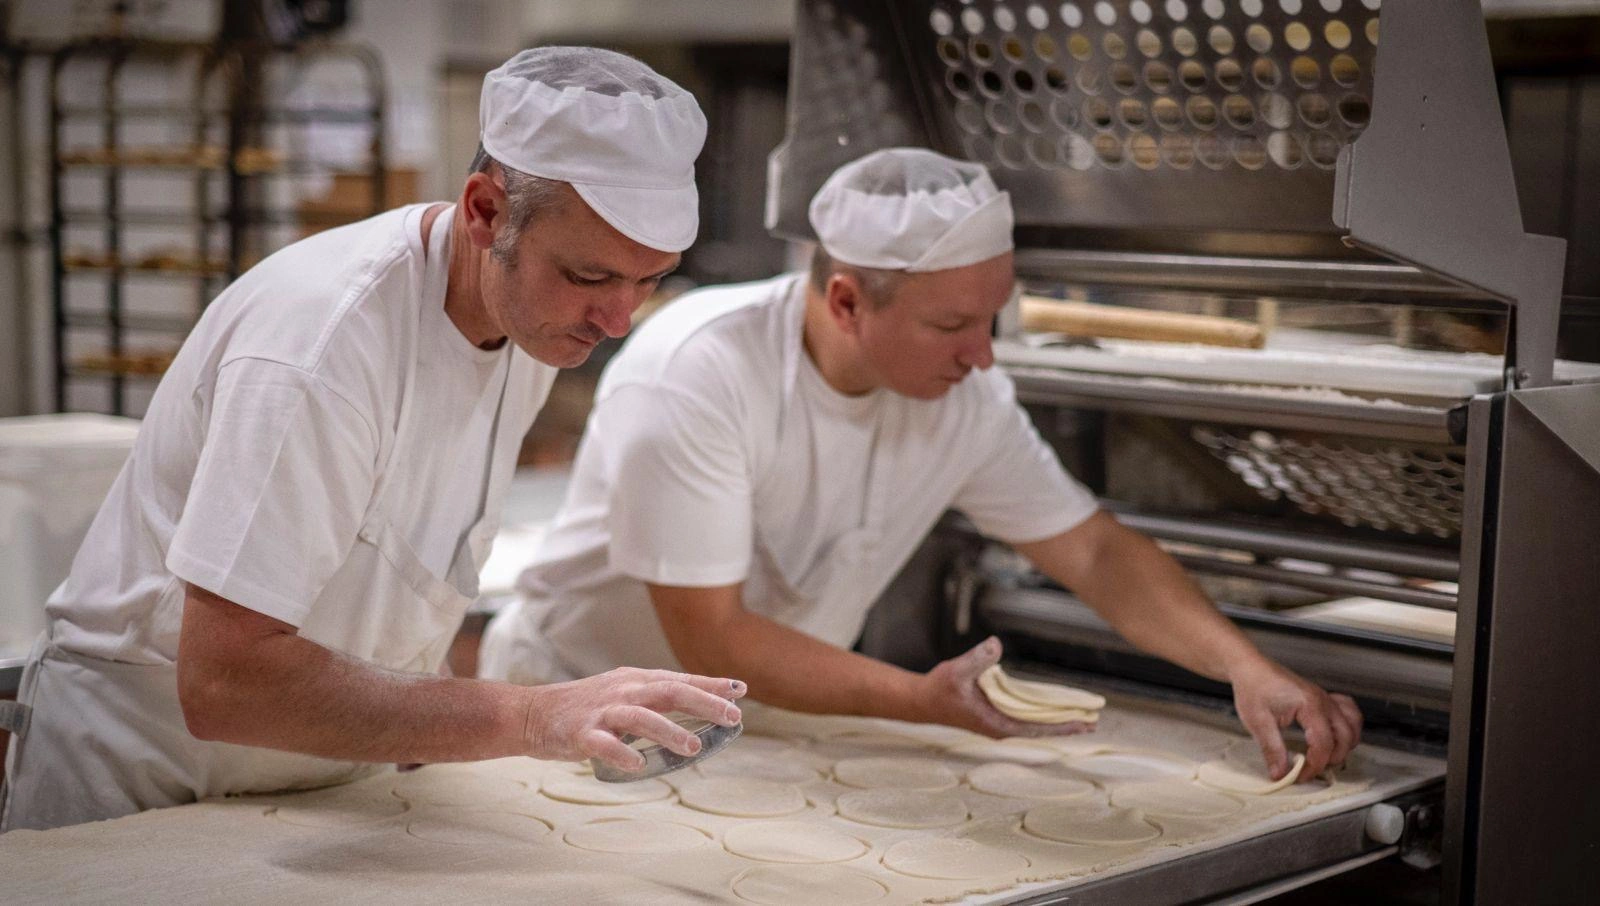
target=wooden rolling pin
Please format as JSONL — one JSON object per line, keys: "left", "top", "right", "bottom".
{"left": 1020, "top": 295, "right": 1266, "bottom": 349}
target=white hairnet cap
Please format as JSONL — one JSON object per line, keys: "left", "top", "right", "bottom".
{"left": 808, "top": 148, "right": 1014, "bottom": 273}
{"left": 479, "top": 47, "right": 707, "bottom": 252}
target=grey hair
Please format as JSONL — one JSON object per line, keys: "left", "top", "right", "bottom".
{"left": 808, "top": 244, "right": 908, "bottom": 309}
{"left": 469, "top": 144, "right": 569, "bottom": 267}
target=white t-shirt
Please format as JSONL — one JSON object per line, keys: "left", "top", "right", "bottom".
{"left": 47, "top": 203, "right": 556, "bottom": 668}
{"left": 480, "top": 274, "right": 1096, "bottom": 685}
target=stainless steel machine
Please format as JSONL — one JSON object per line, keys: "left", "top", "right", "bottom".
{"left": 768, "top": 0, "right": 1600, "bottom": 901}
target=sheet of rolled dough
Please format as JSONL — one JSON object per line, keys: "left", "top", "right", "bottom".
{"left": 721, "top": 820, "right": 868, "bottom": 863}
{"left": 694, "top": 745, "right": 821, "bottom": 784}
{"left": 881, "top": 837, "right": 1030, "bottom": 880}
{"left": 563, "top": 818, "right": 711, "bottom": 854}
{"left": 833, "top": 756, "right": 957, "bottom": 791}
{"left": 1067, "top": 749, "right": 1199, "bottom": 782}
{"left": 1022, "top": 801, "right": 1163, "bottom": 845}
{"left": 945, "top": 739, "right": 1065, "bottom": 766}
{"left": 835, "top": 788, "right": 969, "bottom": 829}
{"left": 539, "top": 772, "right": 672, "bottom": 805}
{"left": 965, "top": 762, "right": 1101, "bottom": 801}
{"left": 405, "top": 810, "right": 551, "bottom": 847}
{"left": 731, "top": 864, "right": 888, "bottom": 905}
{"left": 673, "top": 777, "right": 808, "bottom": 817}
{"left": 391, "top": 770, "right": 528, "bottom": 807}
{"left": 1109, "top": 780, "right": 1244, "bottom": 818}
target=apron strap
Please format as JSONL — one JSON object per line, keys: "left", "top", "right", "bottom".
{"left": 0, "top": 700, "right": 31, "bottom": 738}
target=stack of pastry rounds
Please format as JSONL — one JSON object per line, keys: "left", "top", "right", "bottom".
{"left": 978, "top": 665, "right": 1105, "bottom": 724}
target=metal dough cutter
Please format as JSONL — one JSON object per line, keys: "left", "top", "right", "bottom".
{"left": 591, "top": 719, "right": 743, "bottom": 783}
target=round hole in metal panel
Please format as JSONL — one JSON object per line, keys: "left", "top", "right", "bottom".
{"left": 930, "top": 8, "right": 955, "bottom": 36}
{"left": 1161, "top": 133, "right": 1196, "bottom": 168}
{"left": 1096, "top": 1, "right": 1118, "bottom": 25}
{"left": 981, "top": 69, "right": 1007, "bottom": 96}
{"left": 1077, "top": 66, "right": 1105, "bottom": 95}
{"left": 1060, "top": 2, "right": 1085, "bottom": 28}
{"left": 1216, "top": 58, "right": 1245, "bottom": 91}
{"left": 1203, "top": 0, "right": 1226, "bottom": 18}
{"left": 1223, "top": 94, "right": 1256, "bottom": 128}
{"left": 1245, "top": 23, "right": 1273, "bottom": 53}
{"left": 965, "top": 133, "right": 997, "bottom": 165}
{"left": 1132, "top": 0, "right": 1155, "bottom": 23}
{"left": 1166, "top": 0, "right": 1189, "bottom": 21}
{"left": 1129, "top": 132, "right": 1161, "bottom": 169}
{"left": 1051, "top": 96, "right": 1082, "bottom": 128}
{"left": 1330, "top": 53, "right": 1360, "bottom": 85}
{"left": 1252, "top": 57, "right": 1280, "bottom": 88}
{"left": 1260, "top": 92, "right": 1293, "bottom": 128}
{"left": 1186, "top": 94, "right": 1220, "bottom": 128}
{"left": 1111, "top": 62, "right": 1139, "bottom": 93}
{"left": 1068, "top": 33, "right": 1094, "bottom": 60}
{"left": 1365, "top": 17, "right": 1379, "bottom": 45}
{"left": 1014, "top": 68, "right": 1038, "bottom": 94}
{"left": 1172, "top": 26, "right": 1199, "bottom": 55}
{"left": 1085, "top": 97, "right": 1115, "bottom": 128}
{"left": 1208, "top": 25, "right": 1235, "bottom": 55}
{"left": 963, "top": 8, "right": 987, "bottom": 34}
{"left": 1093, "top": 132, "right": 1126, "bottom": 166}
{"left": 1152, "top": 95, "right": 1184, "bottom": 128}
{"left": 1045, "top": 65, "right": 1070, "bottom": 91}
{"left": 1297, "top": 92, "right": 1331, "bottom": 127}
{"left": 1020, "top": 98, "right": 1048, "bottom": 130}
{"left": 948, "top": 70, "right": 976, "bottom": 99}
{"left": 995, "top": 5, "right": 1019, "bottom": 30}
{"left": 1027, "top": 134, "right": 1061, "bottom": 167}
{"left": 954, "top": 99, "right": 986, "bottom": 133}
{"left": 1325, "top": 20, "right": 1352, "bottom": 49}
{"left": 1028, "top": 4, "right": 1052, "bottom": 28}
{"left": 1137, "top": 28, "right": 1164, "bottom": 57}
{"left": 1279, "top": 0, "right": 1303, "bottom": 13}
{"left": 1267, "top": 131, "right": 1304, "bottom": 168}
{"left": 1290, "top": 55, "right": 1321, "bottom": 87}
{"left": 1035, "top": 33, "right": 1060, "bottom": 59}
{"left": 1242, "top": 0, "right": 1264, "bottom": 15}
{"left": 971, "top": 39, "right": 996, "bottom": 66}
{"left": 1284, "top": 21, "right": 1313, "bottom": 51}
{"left": 1145, "top": 61, "right": 1174, "bottom": 93}
{"left": 1119, "top": 97, "right": 1150, "bottom": 128}
{"left": 1196, "top": 133, "right": 1230, "bottom": 168}
{"left": 996, "top": 134, "right": 1027, "bottom": 168}
{"left": 1003, "top": 36, "right": 1028, "bottom": 62}
{"left": 938, "top": 38, "right": 965, "bottom": 66}
{"left": 1179, "top": 59, "right": 1208, "bottom": 91}
{"left": 1103, "top": 32, "right": 1129, "bottom": 59}
{"left": 1338, "top": 93, "right": 1371, "bottom": 126}
{"left": 987, "top": 99, "right": 1022, "bottom": 133}
{"left": 1063, "top": 133, "right": 1097, "bottom": 169}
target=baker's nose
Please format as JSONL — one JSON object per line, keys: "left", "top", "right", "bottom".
{"left": 957, "top": 336, "right": 994, "bottom": 370}
{"left": 589, "top": 293, "right": 634, "bottom": 339}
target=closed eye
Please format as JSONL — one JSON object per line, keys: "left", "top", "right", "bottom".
{"left": 565, "top": 270, "right": 608, "bottom": 287}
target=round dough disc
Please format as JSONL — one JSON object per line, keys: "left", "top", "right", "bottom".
{"left": 563, "top": 818, "right": 711, "bottom": 854}
{"left": 722, "top": 820, "right": 868, "bottom": 863}
{"left": 1109, "top": 780, "right": 1244, "bottom": 818}
{"left": 986, "top": 665, "right": 1107, "bottom": 710}
{"left": 391, "top": 770, "right": 528, "bottom": 807}
{"left": 966, "top": 762, "right": 1100, "bottom": 801}
{"left": 675, "top": 777, "right": 808, "bottom": 818}
{"left": 732, "top": 865, "right": 887, "bottom": 905}
{"left": 834, "top": 756, "right": 957, "bottom": 791}
{"left": 696, "top": 737, "right": 821, "bottom": 783}
{"left": 835, "top": 788, "right": 968, "bottom": 829}
{"left": 946, "top": 739, "right": 1064, "bottom": 766}
{"left": 539, "top": 771, "right": 672, "bottom": 805}
{"left": 1067, "top": 750, "right": 1199, "bottom": 783}
{"left": 406, "top": 810, "right": 551, "bottom": 846}
{"left": 1197, "top": 753, "right": 1306, "bottom": 794}
{"left": 881, "top": 837, "right": 1030, "bottom": 880}
{"left": 1022, "top": 802, "right": 1163, "bottom": 845}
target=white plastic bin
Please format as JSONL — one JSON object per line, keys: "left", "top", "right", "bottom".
{"left": 0, "top": 414, "right": 141, "bottom": 656}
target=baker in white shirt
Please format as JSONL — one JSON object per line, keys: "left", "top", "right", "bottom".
{"left": 480, "top": 148, "right": 1363, "bottom": 782}
{"left": 0, "top": 48, "right": 746, "bottom": 834}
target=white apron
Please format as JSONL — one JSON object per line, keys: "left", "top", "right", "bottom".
{"left": 0, "top": 211, "right": 527, "bottom": 833}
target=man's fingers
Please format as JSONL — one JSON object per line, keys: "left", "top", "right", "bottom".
{"left": 634, "top": 681, "right": 742, "bottom": 727}
{"left": 953, "top": 636, "right": 1004, "bottom": 680}
{"left": 1333, "top": 694, "right": 1364, "bottom": 745}
{"left": 638, "top": 670, "right": 748, "bottom": 701}
{"left": 1239, "top": 707, "right": 1291, "bottom": 779}
{"left": 603, "top": 705, "right": 704, "bottom": 758}
{"left": 1298, "top": 705, "right": 1336, "bottom": 779}
{"left": 581, "top": 728, "right": 646, "bottom": 773}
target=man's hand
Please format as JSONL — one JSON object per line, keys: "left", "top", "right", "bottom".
{"left": 1230, "top": 658, "right": 1362, "bottom": 781}
{"left": 921, "top": 637, "right": 1095, "bottom": 740}
{"left": 521, "top": 667, "right": 747, "bottom": 773}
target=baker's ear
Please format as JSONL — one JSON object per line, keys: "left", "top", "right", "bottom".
{"left": 826, "top": 273, "right": 867, "bottom": 336}
{"left": 459, "top": 171, "right": 507, "bottom": 252}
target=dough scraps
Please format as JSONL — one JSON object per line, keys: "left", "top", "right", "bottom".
{"left": 405, "top": 809, "right": 551, "bottom": 847}
{"left": 965, "top": 762, "right": 1101, "bottom": 801}
{"left": 563, "top": 818, "right": 711, "bottom": 854}
{"left": 1197, "top": 753, "right": 1306, "bottom": 794}
{"left": 1109, "top": 780, "right": 1244, "bottom": 819}
{"left": 833, "top": 756, "right": 958, "bottom": 791}
{"left": 835, "top": 788, "right": 969, "bottom": 829}
{"left": 721, "top": 820, "right": 869, "bottom": 863}
{"left": 881, "top": 837, "right": 1030, "bottom": 880}
{"left": 732, "top": 864, "right": 888, "bottom": 905}
{"left": 945, "top": 739, "right": 1065, "bottom": 766}
{"left": 1022, "top": 801, "right": 1163, "bottom": 845}
{"left": 673, "top": 777, "right": 808, "bottom": 818}
{"left": 1066, "top": 749, "right": 1199, "bottom": 783}
{"left": 539, "top": 772, "right": 672, "bottom": 805}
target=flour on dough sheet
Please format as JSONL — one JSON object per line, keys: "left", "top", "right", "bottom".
{"left": 1066, "top": 749, "right": 1199, "bottom": 783}
{"left": 965, "top": 761, "right": 1101, "bottom": 801}
{"left": 1022, "top": 801, "right": 1163, "bottom": 845}
{"left": 835, "top": 788, "right": 968, "bottom": 829}
{"left": 539, "top": 771, "right": 673, "bottom": 805}
{"left": 731, "top": 864, "right": 888, "bottom": 905}
{"left": 405, "top": 809, "right": 551, "bottom": 847}
{"left": 945, "top": 739, "right": 1065, "bottom": 766}
{"left": 673, "top": 776, "right": 808, "bottom": 818}
{"left": 563, "top": 818, "right": 712, "bottom": 854}
{"left": 1109, "top": 780, "right": 1244, "bottom": 819}
{"left": 881, "top": 836, "right": 1031, "bottom": 880}
{"left": 721, "top": 820, "right": 868, "bottom": 863}
{"left": 833, "top": 756, "right": 958, "bottom": 791}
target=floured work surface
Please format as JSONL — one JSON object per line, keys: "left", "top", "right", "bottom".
{"left": 0, "top": 692, "right": 1443, "bottom": 905}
